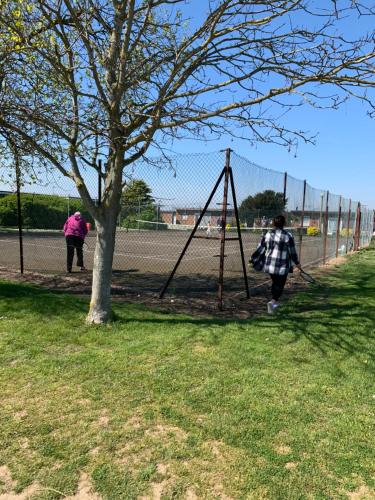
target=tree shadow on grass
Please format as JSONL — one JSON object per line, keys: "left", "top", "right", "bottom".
{"left": 274, "top": 269, "right": 375, "bottom": 365}
{"left": 0, "top": 280, "right": 87, "bottom": 318}
{"left": 1, "top": 247, "right": 374, "bottom": 364}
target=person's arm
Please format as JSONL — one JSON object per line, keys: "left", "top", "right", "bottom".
{"left": 289, "top": 236, "right": 301, "bottom": 269}
{"left": 82, "top": 219, "right": 88, "bottom": 236}
{"left": 250, "top": 236, "right": 266, "bottom": 262}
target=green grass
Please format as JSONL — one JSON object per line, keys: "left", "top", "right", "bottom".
{"left": 0, "top": 245, "right": 374, "bottom": 499}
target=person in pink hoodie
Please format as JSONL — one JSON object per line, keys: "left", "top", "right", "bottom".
{"left": 63, "top": 211, "right": 88, "bottom": 272}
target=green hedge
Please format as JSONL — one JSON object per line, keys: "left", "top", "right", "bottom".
{"left": 0, "top": 194, "right": 92, "bottom": 230}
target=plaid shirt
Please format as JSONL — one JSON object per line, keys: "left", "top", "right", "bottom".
{"left": 251, "top": 229, "right": 300, "bottom": 275}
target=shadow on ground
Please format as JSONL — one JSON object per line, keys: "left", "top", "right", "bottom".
{"left": 0, "top": 266, "right": 309, "bottom": 319}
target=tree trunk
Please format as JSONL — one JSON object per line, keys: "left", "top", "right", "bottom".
{"left": 86, "top": 210, "right": 118, "bottom": 324}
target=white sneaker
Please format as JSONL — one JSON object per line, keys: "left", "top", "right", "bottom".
{"left": 272, "top": 302, "right": 280, "bottom": 311}
{"left": 267, "top": 301, "right": 274, "bottom": 314}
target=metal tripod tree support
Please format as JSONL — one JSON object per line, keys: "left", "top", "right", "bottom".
{"left": 159, "top": 148, "right": 250, "bottom": 311}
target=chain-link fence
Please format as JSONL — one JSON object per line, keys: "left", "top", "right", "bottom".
{"left": 0, "top": 150, "right": 373, "bottom": 298}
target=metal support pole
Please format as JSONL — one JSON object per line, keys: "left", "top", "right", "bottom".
{"left": 15, "top": 154, "right": 24, "bottom": 274}
{"left": 346, "top": 199, "right": 351, "bottom": 254}
{"left": 335, "top": 196, "right": 342, "bottom": 258}
{"left": 217, "top": 149, "right": 231, "bottom": 311}
{"left": 98, "top": 159, "right": 102, "bottom": 206}
{"left": 283, "top": 171, "right": 288, "bottom": 209}
{"left": 229, "top": 168, "right": 250, "bottom": 299}
{"left": 322, "top": 191, "right": 329, "bottom": 264}
{"left": 319, "top": 193, "right": 324, "bottom": 233}
{"left": 159, "top": 167, "right": 227, "bottom": 299}
{"left": 299, "top": 180, "right": 307, "bottom": 263}
{"left": 138, "top": 198, "right": 140, "bottom": 231}
{"left": 354, "top": 202, "right": 361, "bottom": 251}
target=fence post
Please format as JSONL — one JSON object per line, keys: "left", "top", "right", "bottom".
{"left": 98, "top": 159, "right": 102, "bottom": 206}
{"left": 322, "top": 191, "right": 329, "bottom": 264}
{"left": 15, "top": 153, "right": 24, "bottom": 274}
{"left": 335, "top": 196, "right": 342, "bottom": 258}
{"left": 138, "top": 198, "right": 141, "bottom": 231}
{"left": 345, "top": 199, "right": 351, "bottom": 253}
{"left": 354, "top": 202, "right": 361, "bottom": 251}
{"left": 283, "top": 171, "right": 288, "bottom": 208}
{"left": 299, "top": 180, "right": 307, "bottom": 263}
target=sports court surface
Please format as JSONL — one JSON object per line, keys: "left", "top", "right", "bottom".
{"left": 0, "top": 227, "right": 339, "bottom": 299}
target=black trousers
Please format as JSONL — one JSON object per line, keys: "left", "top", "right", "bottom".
{"left": 66, "top": 235, "right": 84, "bottom": 271}
{"left": 270, "top": 273, "right": 288, "bottom": 301}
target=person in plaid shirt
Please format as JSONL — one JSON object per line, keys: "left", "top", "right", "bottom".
{"left": 250, "top": 215, "right": 301, "bottom": 314}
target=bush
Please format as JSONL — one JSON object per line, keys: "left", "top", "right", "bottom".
{"left": 340, "top": 228, "right": 353, "bottom": 237}
{"left": 0, "top": 193, "right": 92, "bottom": 230}
{"left": 307, "top": 226, "right": 321, "bottom": 236}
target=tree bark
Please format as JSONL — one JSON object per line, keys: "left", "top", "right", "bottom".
{"left": 86, "top": 211, "right": 118, "bottom": 324}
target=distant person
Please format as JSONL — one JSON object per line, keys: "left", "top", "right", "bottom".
{"left": 250, "top": 214, "right": 301, "bottom": 314}
{"left": 63, "top": 211, "right": 88, "bottom": 272}
{"left": 216, "top": 217, "right": 223, "bottom": 233}
{"left": 206, "top": 221, "right": 212, "bottom": 237}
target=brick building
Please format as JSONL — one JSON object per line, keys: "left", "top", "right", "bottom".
{"left": 161, "top": 208, "right": 235, "bottom": 226}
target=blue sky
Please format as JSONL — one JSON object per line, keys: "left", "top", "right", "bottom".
{"left": 164, "top": 1, "right": 375, "bottom": 209}
{"left": 167, "top": 95, "right": 374, "bottom": 209}
{"left": 1, "top": 1, "right": 373, "bottom": 210}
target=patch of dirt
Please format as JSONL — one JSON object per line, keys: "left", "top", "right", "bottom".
{"left": 89, "top": 447, "right": 100, "bottom": 456}
{"left": 0, "top": 266, "right": 312, "bottom": 319}
{"left": 324, "top": 255, "right": 348, "bottom": 268}
{"left": 186, "top": 488, "right": 198, "bottom": 500}
{"left": 207, "top": 440, "right": 225, "bottom": 460}
{"left": 77, "top": 399, "right": 92, "bottom": 407}
{"left": 275, "top": 445, "right": 291, "bottom": 455}
{"left": 346, "top": 485, "right": 375, "bottom": 499}
{"left": 145, "top": 424, "right": 187, "bottom": 442}
{"left": 124, "top": 415, "right": 143, "bottom": 430}
{"left": 0, "top": 466, "right": 16, "bottom": 492}
{"left": 18, "top": 438, "right": 29, "bottom": 450}
{"left": 65, "top": 472, "right": 102, "bottom": 500}
{"left": 96, "top": 415, "right": 109, "bottom": 427}
{"left": 211, "top": 476, "right": 234, "bottom": 500}
{"left": 285, "top": 462, "right": 297, "bottom": 470}
{"left": 92, "top": 409, "right": 109, "bottom": 428}
{"left": 156, "top": 464, "right": 168, "bottom": 475}
{"left": 193, "top": 344, "right": 209, "bottom": 354}
{"left": 13, "top": 410, "right": 28, "bottom": 421}
{"left": 0, "top": 465, "right": 40, "bottom": 500}
{"left": 139, "top": 478, "right": 169, "bottom": 500}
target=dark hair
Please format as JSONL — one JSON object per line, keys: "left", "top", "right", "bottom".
{"left": 273, "top": 215, "right": 285, "bottom": 229}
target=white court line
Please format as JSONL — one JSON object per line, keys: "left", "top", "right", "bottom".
{"left": 0, "top": 241, "right": 246, "bottom": 263}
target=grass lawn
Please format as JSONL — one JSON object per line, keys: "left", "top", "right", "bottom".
{"left": 0, "top": 245, "right": 374, "bottom": 499}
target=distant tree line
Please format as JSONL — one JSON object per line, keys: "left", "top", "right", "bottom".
{"left": 0, "top": 193, "right": 92, "bottom": 230}
{"left": 120, "top": 180, "right": 165, "bottom": 230}
{"left": 239, "top": 190, "right": 286, "bottom": 226}
{"left": 0, "top": 187, "right": 286, "bottom": 231}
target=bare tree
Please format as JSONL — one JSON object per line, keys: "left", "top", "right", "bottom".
{"left": 0, "top": 0, "right": 374, "bottom": 323}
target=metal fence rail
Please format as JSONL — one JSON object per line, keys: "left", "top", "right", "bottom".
{"left": 0, "top": 150, "right": 373, "bottom": 299}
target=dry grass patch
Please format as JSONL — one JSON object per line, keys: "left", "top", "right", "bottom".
{"left": 345, "top": 485, "right": 375, "bottom": 499}
{"left": 284, "top": 462, "right": 297, "bottom": 470}
{"left": 274, "top": 445, "right": 292, "bottom": 455}
{"left": 0, "top": 465, "right": 40, "bottom": 499}
{"left": 65, "top": 472, "right": 101, "bottom": 500}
